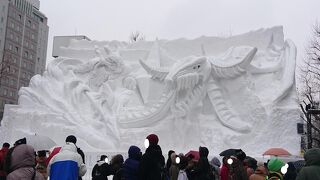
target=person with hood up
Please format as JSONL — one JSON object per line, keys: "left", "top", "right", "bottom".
{"left": 0, "top": 143, "right": 10, "bottom": 180}
{"left": 48, "top": 142, "right": 87, "bottom": 180}
{"left": 91, "top": 155, "right": 112, "bottom": 180}
{"left": 6, "top": 144, "right": 45, "bottom": 180}
{"left": 169, "top": 152, "right": 180, "bottom": 180}
{"left": 122, "top": 145, "right": 142, "bottom": 180}
{"left": 266, "top": 158, "right": 285, "bottom": 180}
{"left": 192, "top": 146, "right": 214, "bottom": 180}
{"left": 249, "top": 162, "right": 267, "bottom": 180}
{"left": 296, "top": 148, "right": 320, "bottom": 180}
{"left": 138, "top": 133, "right": 165, "bottom": 180}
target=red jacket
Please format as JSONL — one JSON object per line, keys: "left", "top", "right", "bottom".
{"left": 0, "top": 147, "right": 9, "bottom": 176}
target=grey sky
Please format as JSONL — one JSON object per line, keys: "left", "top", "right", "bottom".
{"left": 41, "top": 0, "right": 320, "bottom": 62}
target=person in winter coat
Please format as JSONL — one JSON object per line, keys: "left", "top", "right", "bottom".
{"left": 66, "top": 135, "right": 86, "bottom": 180}
{"left": 249, "top": 162, "right": 267, "bottom": 180}
{"left": 0, "top": 143, "right": 10, "bottom": 180}
{"left": 296, "top": 148, "right": 320, "bottom": 180}
{"left": 138, "top": 134, "right": 165, "bottom": 180}
{"left": 6, "top": 144, "right": 44, "bottom": 180}
{"left": 177, "top": 155, "right": 189, "bottom": 180}
{"left": 92, "top": 155, "right": 112, "bottom": 180}
{"left": 122, "top": 145, "right": 142, "bottom": 180}
{"left": 111, "top": 154, "right": 124, "bottom": 180}
{"left": 165, "top": 150, "right": 175, "bottom": 179}
{"left": 210, "top": 157, "right": 221, "bottom": 180}
{"left": 48, "top": 142, "right": 87, "bottom": 180}
{"left": 192, "top": 146, "right": 214, "bottom": 180}
{"left": 169, "top": 152, "right": 180, "bottom": 180}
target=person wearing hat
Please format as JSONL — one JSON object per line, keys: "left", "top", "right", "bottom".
{"left": 296, "top": 148, "right": 320, "bottom": 180}
{"left": 267, "top": 158, "right": 285, "bottom": 180}
{"left": 92, "top": 155, "right": 112, "bottom": 180}
{"left": 138, "top": 134, "right": 165, "bottom": 180}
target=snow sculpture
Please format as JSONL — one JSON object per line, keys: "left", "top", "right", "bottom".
{"left": 0, "top": 27, "right": 301, "bottom": 156}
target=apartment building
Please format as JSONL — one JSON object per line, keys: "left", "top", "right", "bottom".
{"left": 0, "top": 0, "right": 48, "bottom": 119}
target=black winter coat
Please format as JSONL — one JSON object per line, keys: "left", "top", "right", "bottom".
{"left": 138, "top": 145, "right": 165, "bottom": 180}
{"left": 91, "top": 161, "right": 112, "bottom": 180}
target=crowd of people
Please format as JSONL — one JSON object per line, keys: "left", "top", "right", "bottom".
{"left": 0, "top": 133, "right": 319, "bottom": 180}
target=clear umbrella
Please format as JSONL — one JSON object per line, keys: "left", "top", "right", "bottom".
{"left": 25, "top": 134, "right": 56, "bottom": 151}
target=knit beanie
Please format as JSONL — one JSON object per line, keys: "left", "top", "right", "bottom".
{"left": 146, "top": 134, "right": 159, "bottom": 146}
{"left": 66, "top": 135, "right": 77, "bottom": 144}
{"left": 268, "top": 158, "right": 285, "bottom": 172}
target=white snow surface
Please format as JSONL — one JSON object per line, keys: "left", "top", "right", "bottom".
{"left": 0, "top": 26, "right": 301, "bottom": 157}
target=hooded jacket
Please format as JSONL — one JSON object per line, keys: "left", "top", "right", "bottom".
{"left": 48, "top": 143, "right": 86, "bottom": 180}
{"left": 122, "top": 146, "right": 142, "bottom": 180}
{"left": 6, "top": 144, "right": 45, "bottom": 180}
{"left": 296, "top": 148, "right": 320, "bottom": 180}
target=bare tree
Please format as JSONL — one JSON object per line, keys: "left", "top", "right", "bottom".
{"left": 129, "top": 31, "right": 145, "bottom": 43}
{"left": 299, "top": 22, "right": 320, "bottom": 149}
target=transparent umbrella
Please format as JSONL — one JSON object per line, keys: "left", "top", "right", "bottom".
{"left": 25, "top": 134, "right": 56, "bottom": 151}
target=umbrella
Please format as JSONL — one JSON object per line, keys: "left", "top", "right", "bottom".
{"left": 219, "top": 149, "right": 245, "bottom": 157}
{"left": 185, "top": 150, "right": 200, "bottom": 161}
{"left": 263, "top": 148, "right": 291, "bottom": 156}
{"left": 26, "top": 134, "right": 56, "bottom": 151}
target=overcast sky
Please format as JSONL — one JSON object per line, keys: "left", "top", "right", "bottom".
{"left": 40, "top": 0, "right": 319, "bottom": 62}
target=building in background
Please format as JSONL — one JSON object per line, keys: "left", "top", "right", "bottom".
{"left": 0, "top": 0, "right": 49, "bottom": 119}
{"left": 52, "top": 35, "right": 91, "bottom": 58}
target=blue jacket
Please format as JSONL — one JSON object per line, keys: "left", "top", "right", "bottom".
{"left": 48, "top": 143, "right": 86, "bottom": 180}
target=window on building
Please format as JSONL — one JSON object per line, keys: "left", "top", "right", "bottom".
{"left": 13, "top": 57, "right": 17, "bottom": 64}
{"left": 24, "top": 51, "right": 28, "bottom": 58}
{"left": 25, "top": 41, "right": 29, "bottom": 47}
{"left": 0, "top": 17, "right": 3, "bottom": 23}
{"left": 15, "top": 46, "right": 18, "bottom": 53}
{"left": 15, "top": 36, "right": 19, "bottom": 42}
{"left": 23, "top": 61, "right": 26, "bottom": 68}
{"left": 6, "top": 66, "right": 10, "bottom": 73}
{"left": 30, "top": 44, "right": 34, "bottom": 50}
{"left": 30, "top": 54, "right": 33, "bottom": 59}
{"left": 23, "top": 72, "right": 26, "bottom": 78}
{"left": 3, "top": 89, "right": 7, "bottom": 96}
{"left": 16, "top": 25, "right": 20, "bottom": 32}
{"left": 10, "top": 79, "right": 14, "bottom": 86}
{"left": 9, "top": 44, "right": 12, "bottom": 51}
{"left": 11, "top": 22, "right": 14, "bottom": 28}
{"left": 32, "top": 23, "right": 35, "bottom": 29}
{"left": 28, "top": 20, "right": 31, "bottom": 26}
{"left": 18, "top": 14, "right": 22, "bottom": 21}
{"left": 31, "top": 34, "right": 34, "bottom": 40}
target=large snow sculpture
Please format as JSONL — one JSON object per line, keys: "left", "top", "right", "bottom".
{"left": 0, "top": 27, "right": 301, "bottom": 156}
